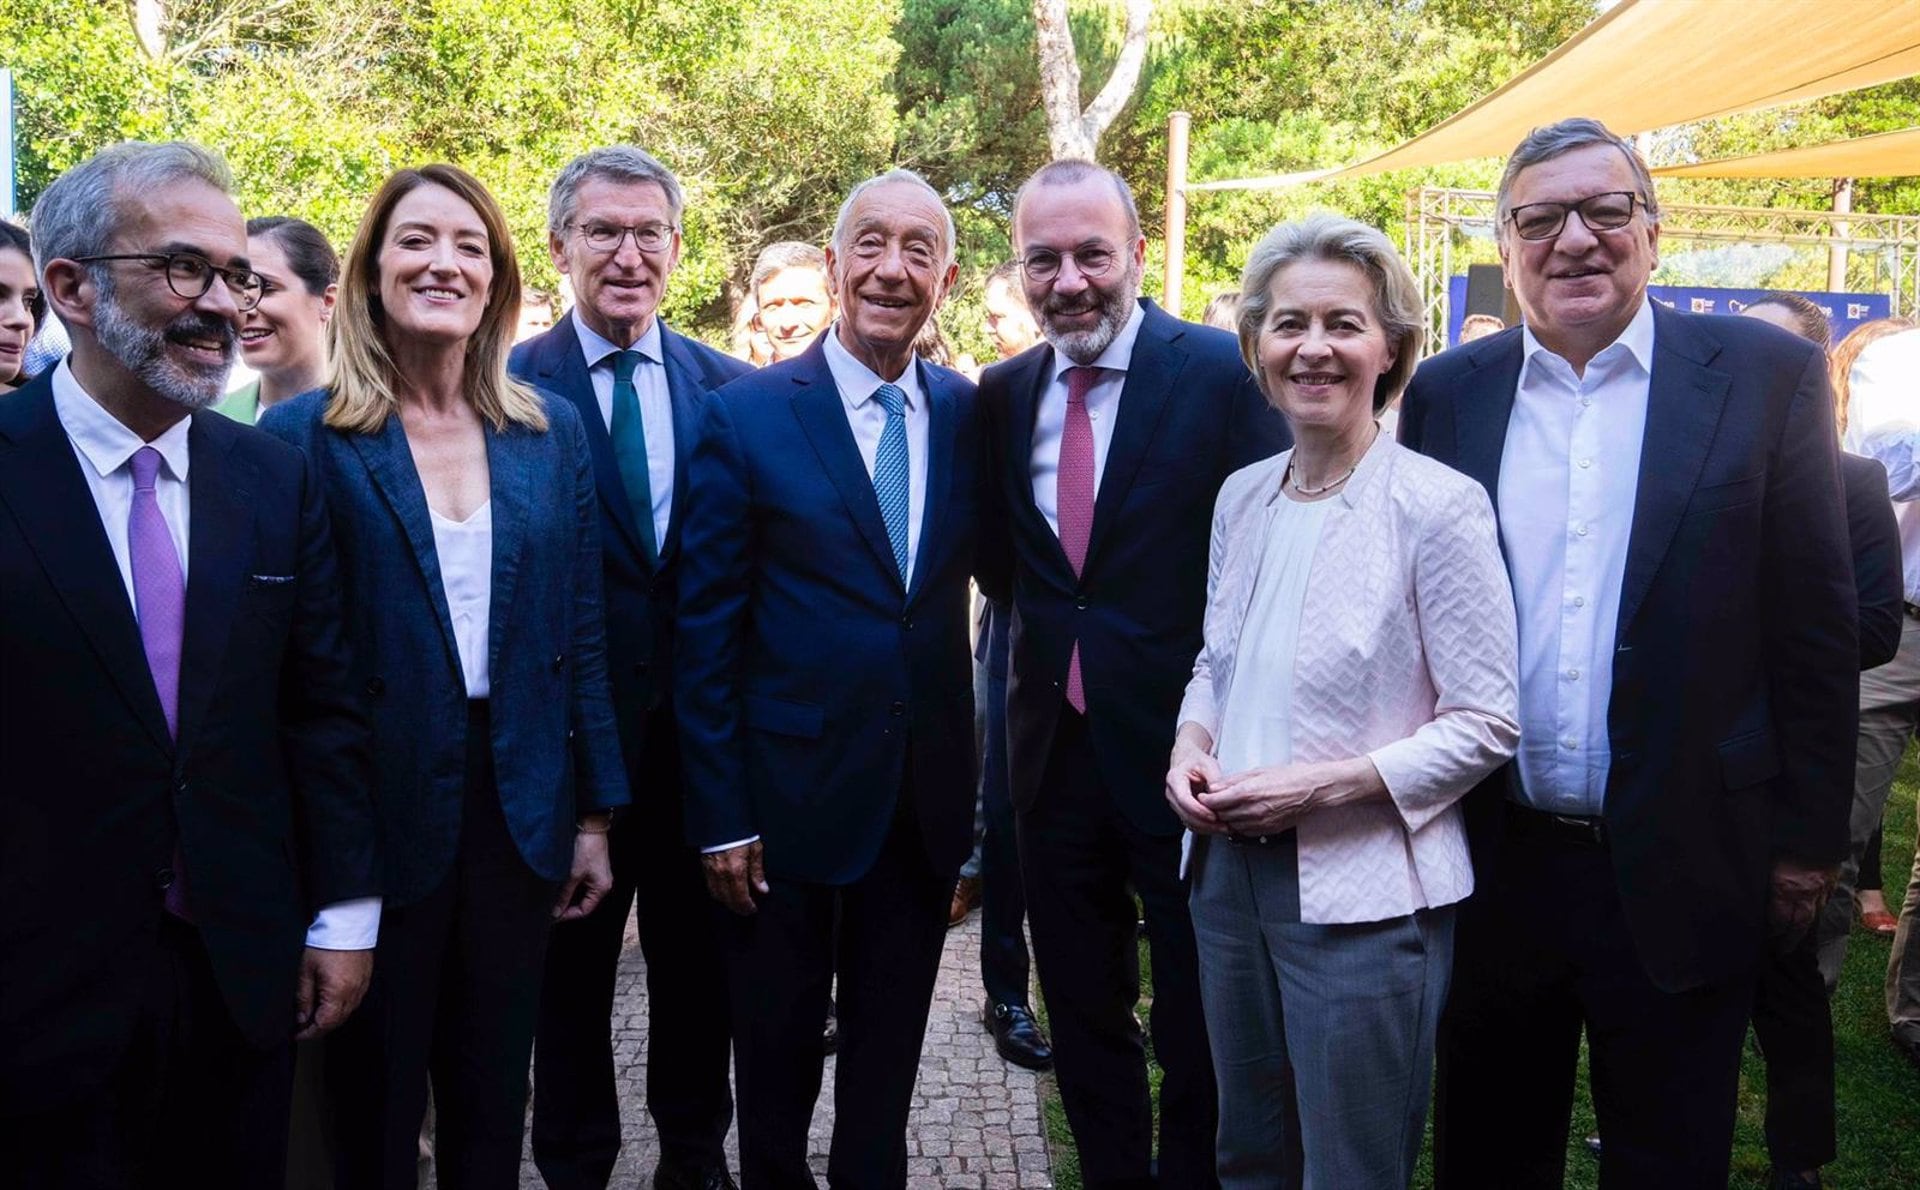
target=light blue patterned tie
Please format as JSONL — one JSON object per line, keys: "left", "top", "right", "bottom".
{"left": 872, "top": 383, "right": 910, "bottom": 582}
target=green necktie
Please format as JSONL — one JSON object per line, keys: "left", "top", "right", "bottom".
{"left": 609, "top": 349, "right": 659, "bottom": 562}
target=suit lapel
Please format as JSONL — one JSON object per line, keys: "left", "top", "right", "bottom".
{"left": 659, "top": 326, "right": 707, "bottom": 566}
{"left": 1086, "top": 302, "right": 1177, "bottom": 568}
{"left": 0, "top": 379, "right": 172, "bottom": 753}
{"left": 174, "top": 415, "right": 249, "bottom": 760}
{"left": 1456, "top": 334, "right": 1523, "bottom": 503}
{"left": 789, "top": 348, "right": 906, "bottom": 592}
{"left": 907, "top": 359, "right": 956, "bottom": 606}
{"left": 483, "top": 423, "right": 532, "bottom": 681}
{"left": 1616, "top": 307, "right": 1729, "bottom": 638}
{"left": 534, "top": 317, "right": 647, "bottom": 562}
{"left": 347, "top": 417, "right": 463, "bottom": 679}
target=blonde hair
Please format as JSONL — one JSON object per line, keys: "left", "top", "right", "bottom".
{"left": 325, "top": 163, "right": 546, "bottom": 434}
{"left": 1831, "top": 317, "right": 1914, "bottom": 437}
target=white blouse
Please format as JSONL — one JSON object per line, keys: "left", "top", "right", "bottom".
{"left": 1213, "top": 496, "right": 1332, "bottom": 780}
{"left": 430, "top": 500, "right": 493, "bottom": 699}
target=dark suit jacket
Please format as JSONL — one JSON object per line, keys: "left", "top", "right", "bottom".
{"left": 674, "top": 339, "right": 985, "bottom": 885}
{"left": 0, "top": 373, "right": 377, "bottom": 1114}
{"left": 259, "top": 390, "right": 628, "bottom": 906}
{"left": 1398, "top": 303, "right": 1858, "bottom": 991}
{"left": 976, "top": 299, "right": 1291, "bottom": 837}
{"left": 1842, "top": 452, "right": 1903, "bottom": 671}
{"left": 508, "top": 315, "right": 751, "bottom": 798}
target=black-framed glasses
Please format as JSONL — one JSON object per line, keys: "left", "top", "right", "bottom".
{"left": 73, "top": 252, "right": 265, "bottom": 311}
{"left": 1505, "top": 191, "right": 1645, "bottom": 242}
{"left": 570, "top": 222, "right": 677, "bottom": 254}
{"left": 1020, "top": 246, "right": 1117, "bottom": 283}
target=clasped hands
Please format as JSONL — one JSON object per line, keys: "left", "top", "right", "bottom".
{"left": 1165, "top": 728, "right": 1378, "bottom": 838}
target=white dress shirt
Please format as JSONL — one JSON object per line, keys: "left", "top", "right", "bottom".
{"left": 52, "top": 360, "right": 382, "bottom": 950}
{"left": 822, "top": 322, "right": 930, "bottom": 586}
{"left": 575, "top": 309, "right": 675, "bottom": 551}
{"left": 1842, "top": 329, "right": 1920, "bottom": 602}
{"left": 1498, "top": 299, "right": 1655, "bottom": 816}
{"left": 429, "top": 501, "right": 493, "bottom": 699}
{"left": 1029, "top": 302, "right": 1146, "bottom": 532}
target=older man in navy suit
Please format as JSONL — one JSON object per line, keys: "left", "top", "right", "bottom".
{"left": 1401, "top": 119, "right": 1858, "bottom": 1190}
{"left": 508, "top": 147, "right": 751, "bottom": 1190}
{"left": 676, "top": 168, "right": 991, "bottom": 1188}
{"left": 977, "top": 159, "right": 1290, "bottom": 1189}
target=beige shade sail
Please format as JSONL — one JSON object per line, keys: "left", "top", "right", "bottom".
{"left": 1651, "top": 124, "right": 1920, "bottom": 177}
{"left": 1204, "top": 0, "right": 1920, "bottom": 189}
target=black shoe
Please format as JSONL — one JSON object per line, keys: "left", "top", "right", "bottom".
{"left": 822, "top": 996, "right": 838, "bottom": 1056}
{"left": 653, "top": 1160, "right": 739, "bottom": 1190}
{"left": 1768, "top": 1169, "right": 1822, "bottom": 1190}
{"left": 984, "top": 1002, "right": 1054, "bottom": 1071}
{"left": 1583, "top": 1135, "right": 1603, "bottom": 1159}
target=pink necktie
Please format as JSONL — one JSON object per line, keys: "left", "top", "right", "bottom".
{"left": 1058, "top": 367, "right": 1099, "bottom": 713}
{"left": 130, "top": 447, "right": 191, "bottom": 919}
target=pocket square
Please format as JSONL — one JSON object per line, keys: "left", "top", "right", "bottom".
{"left": 249, "top": 573, "right": 297, "bottom": 585}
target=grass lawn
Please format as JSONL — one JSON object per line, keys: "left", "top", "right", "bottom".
{"left": 1038, "top": 758, "right": 1920, "bottom": 1188}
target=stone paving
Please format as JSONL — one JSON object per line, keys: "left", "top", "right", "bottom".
{"left": 512, "top": 907, "right": 1055, "bottom": 1188}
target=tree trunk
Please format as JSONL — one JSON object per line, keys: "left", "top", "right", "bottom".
{"left": 1032, "top": 0, "right": 1152, "bottom": 162}
{"left": 128, "top": 0, "right": 168, "bottom": 59}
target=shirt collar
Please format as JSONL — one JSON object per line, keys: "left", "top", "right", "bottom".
{"left": 1048, "top": 299, "right": 1147, "bottom": 387}
{"left": 52, "top": 357, "right": 193, "bottom": 483}
{"left": 821, "top": 322, "right": 922, "bottom": 413}
{"left": 575, "top": 307, "right": 664, "bottom": 370}
{"left": 1520, "top": 296, "right": 1655, "bottom": 379}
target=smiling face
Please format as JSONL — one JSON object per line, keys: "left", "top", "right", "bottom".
{"left": 0, "top": 246, "right": 36, "bottom": 385}
{"left": 826, "top": 179, "right": 957, "bottom": 375}
{"left": 1014, "top": 175, "right": 1145, "bottom": 364}
{"left": 550, "top": 176, "right": 680, "bottom": 348}
{"left": 240, "top": 232, "right": 333, "bottom": 381}
{"left": 1498, "top": 143, "right": 1659, "bottom": 366}
{"left": 376, "top": 182, "right": 494, "bottom": 348}
{"left": 755, "top": 264, "right": 833, "bottom": 362}
{"left": 1256, "top": 258, "right": 1396, "bottom": 439}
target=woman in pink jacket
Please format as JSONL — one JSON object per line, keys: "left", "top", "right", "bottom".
{"left": 1166, "top": 213, "right": 1519, "bottom": 1189}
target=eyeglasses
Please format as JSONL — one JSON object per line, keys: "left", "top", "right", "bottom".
{"left": 570, "top": 222, "right": 677, "bottom": 254}
{"left": 73, "top": 252, "right": 266, "bottom": 311}
{"left": 1020, "top": 246, "right": 1117, "bottom": 284}
{"left": 1504, "top": 191, "right": 1646, "bottom": 242}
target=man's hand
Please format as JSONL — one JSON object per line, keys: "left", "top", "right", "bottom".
{"left": 294, "top": 947, "right": 373, "bottom": 1041}
{"left": 1768, "top": 857, "right": 1838, "bottom": 954}
{"left": 554, "top": 829, "right": 614, "bottom": 921}
{"left": 1165, "top": 727, "right": 1226, "bottom": 835}
{"left": 703, "top": 839, "right": 768, "bottom": 916}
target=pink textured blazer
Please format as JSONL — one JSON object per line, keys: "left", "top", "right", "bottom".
{"left": 1178, "top": 430, "right": 1520, "bottom": 924}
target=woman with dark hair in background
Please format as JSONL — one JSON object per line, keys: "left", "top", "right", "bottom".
{"left": 259, "top": 163, "right": 629, "bottom": 1189}
{"left": 217, "top": 216, "right": 339, "bottom": 423}
{"left": 0, "top": 222, "right": 44, "bottom": 391}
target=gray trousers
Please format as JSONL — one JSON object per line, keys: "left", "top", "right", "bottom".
{"left": 1189, "top": 834, "right": 1455, "bottom": 1190}
{"left": 1818, "top": 617, "right": 1920, "bottom": 989}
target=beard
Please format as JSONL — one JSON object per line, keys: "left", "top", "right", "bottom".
{"left": 1036, "top": 256, "right": 1141, "bottom": 364}
{"left": 92, "top": 271, "right": 235, "bottom": 410}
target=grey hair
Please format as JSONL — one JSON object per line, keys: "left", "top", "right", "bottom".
{"left": 750, "top": 240, "right": 829, "bottom": 298}
{"left": 1495, "top": 117, "right": 1660, "bottom": 225}
{"left": 30, "top": 141, "right": 233, "bottom": 287}
{"left": 1237, "top": 212, "right": 1424, "bottom": 414}
{"left": 1011, "top": 159, "right": 1142, "bottom": 243}
{"left": 829, "top": 169, "right": 956, "bottom": 266}
{"left": 547, "top": 146, "right": 684, "bottom": 235}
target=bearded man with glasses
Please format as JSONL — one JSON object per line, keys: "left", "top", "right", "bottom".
{"left": 1399, "top": 118, "right": 1858, "bottom": 1190}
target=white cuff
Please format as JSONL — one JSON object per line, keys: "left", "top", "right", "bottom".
{"left": 305, "top": 897, "right": 383, "bottom": 950}
{"left": 701, "top": 835, "right": 761, "bottom": 855}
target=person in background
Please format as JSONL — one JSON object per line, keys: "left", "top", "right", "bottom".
{"left": 259, "top": 163, "right": 630, "bottom": 1190}
{"left": 1738, "top": 292, "right": 1902, "bottom": 1190}
{"left": 730, "top": 295, "right": 771, "bottom": 367}
{"left": 0, "top": 221, "right": 43, "bottom": 390}
{"left": 517, "top": 288, "right": 557, "bottom": 343}
{"left": 1200, "top": 290, "right": 1238, "bottom": 332}
{"left": 749, "top": 240, "right": 834, "bottom": 364}
{"left": 982, "top": 259, "right": 1042, "bottom": 363}
{"left": 510, "top": 145, "right": 751, "bottom": 1190}
{"left": 1457, "top": 312, "right": 1506, "bottom": 343}
{"left": 214, "top": 216, "right": 338, "bottom": 424}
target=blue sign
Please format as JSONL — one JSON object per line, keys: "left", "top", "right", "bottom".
{"left": 1447, "top": 276, "right": 1893, "bottom": 347}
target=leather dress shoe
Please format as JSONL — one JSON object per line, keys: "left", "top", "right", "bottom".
{"left": 1768, "top": 1169, "right": 1822, "bottom": 1189}
{"left": 949, "top": 876, "right": 982, "bottom": 927}
{"left": 985, "top": 1002, "right": 1053, "bottom": 1070}
{"left": 654, "top": 1159, "right": 739, "bottom": 1190}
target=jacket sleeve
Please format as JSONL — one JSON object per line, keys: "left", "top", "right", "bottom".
{"left": 560, "top": 406, "right": 631, "bottom": 815}
{"left": 1845, "top": 456, "right": 1904, "bottom": 671}
{"left": 1366, "top": 476, "right": 1521, "bottom": 834}
{"left": 1175, "top": 480, "right": 1238, "bottom": 742}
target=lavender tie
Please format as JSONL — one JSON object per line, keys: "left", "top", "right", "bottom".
{"left": 130, "top": 446, "right": 190, "bottom": 918}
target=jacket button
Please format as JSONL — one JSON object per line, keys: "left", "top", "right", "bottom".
{"left": 899, "top": 615, "right": 913, "bottom": 630}
{"left": 632, "top": 661, "right": 649, "bottom": 677}
{"left": 553, "top": 653, "right": 566, "bottom": 672}
{"left": 366, "top": 676, "right": 386, "bottom": 696}
{"left": 174, "top": 779, "right": 189, "bottom": 796}
{"left": 890, "top": 701, "right": 906, "bottom": 716}
{"left": 154, "top": 868, "right": 175, "bottom": 890}
{"left": 1074, "top": 595, "right": 1090, "bottom": 610}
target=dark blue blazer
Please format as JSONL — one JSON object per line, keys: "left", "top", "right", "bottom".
{"left": 1398, "top": 302, "right": 1858, "bottom": 991}
{"left": 674, "top": 339, "right": 985, "bottom": 885}
{"left": 508, "top": 315, "right": 750, "bottom": 794}
{"left": 0, "top": 373, "right": 377, "bottom": 1113}
{"left": 976, "top": 299, "right": 1291, "bottom": 837}
{"left": 260, "top": 389, "right": 628, "bottom": 906}
{"left": 1842, "top": 452, "right": 1902, "bottom": 671}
